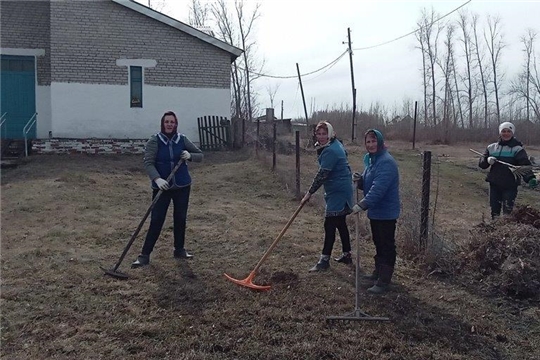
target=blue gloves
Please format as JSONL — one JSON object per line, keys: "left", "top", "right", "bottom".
{"left": 529, "top": 178, "right": 538, "bottom": 189}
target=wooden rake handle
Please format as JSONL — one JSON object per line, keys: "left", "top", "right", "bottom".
{"left": 250, "top": 201, "right": 306, "bottom": 274}
{"left": 469, "top": 148, "right": 519, "bottom": 169}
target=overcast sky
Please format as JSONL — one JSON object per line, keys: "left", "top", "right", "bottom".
{"left": 143, "top": 0, "right": 540, "bottom": 120}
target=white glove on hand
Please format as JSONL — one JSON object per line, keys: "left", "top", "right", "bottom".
{"left": 181, "top": 151, "right": 191, "bottom": 161}
{"left": 352, "top": 172, "right": 362, "bottom": 182}
{"left": 351, "top": 204, "right": 362, "bottom": 214}
{"left": 155, "top": 178, "right": 170, "bottom": 191}
{"left": 487, "top": 156, "right": 496, "bottom": 165}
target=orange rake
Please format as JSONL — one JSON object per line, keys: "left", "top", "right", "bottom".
{"left": 224, "top": 201, "right": 305, "bottom": 291}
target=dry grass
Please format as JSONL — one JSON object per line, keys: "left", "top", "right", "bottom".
{"left": 1, "top": 142, "right": 539, "bottom": 359}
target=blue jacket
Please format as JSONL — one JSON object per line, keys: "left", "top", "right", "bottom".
{"left": 318, "top": 139, "right": 354, "bottom": 216}
{"left": 359, "top": 130, "right": 400, "bottom": 220}
{"left": 144, "top": 132, "right": 203, "bottom": 189}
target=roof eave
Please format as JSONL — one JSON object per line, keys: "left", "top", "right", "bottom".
{"left": 112, "top": 0, "right": 243, "bottom": 60}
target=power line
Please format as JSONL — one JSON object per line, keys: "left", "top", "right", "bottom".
{"left": 249, "top": 0, "right": 471, "bottom": 79}
{"left": 353, "top": 0, "right": 472, "bottom": 51}
{"left": 245, "top": 50, "right": 349, "bottom": 79}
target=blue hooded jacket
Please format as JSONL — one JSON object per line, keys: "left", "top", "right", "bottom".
{"left": 359, "top": 129, "right": 400, "bottom": 220}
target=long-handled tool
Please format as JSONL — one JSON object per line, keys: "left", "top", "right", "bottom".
{"left": 224, "top": 202, "right": 305, "bottom": 291}
{"left": 100, "top": 159, "right": 184, "bottom": 280}
{"left": 326, "top": 190, "right": 390, "bottom": 322}
{"left": 469, "top": 148, "right": 533, "bottom": 180}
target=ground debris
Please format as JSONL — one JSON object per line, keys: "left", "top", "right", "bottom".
{"left": 464, "top": 205, "right": 540, "bottom": 300}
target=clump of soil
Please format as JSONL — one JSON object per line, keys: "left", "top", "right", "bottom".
{"left": 465, "top": 205, "right": 540, "bottom": 300}
{"left": 270, "top": 271, "right": 299, "bottom": 284}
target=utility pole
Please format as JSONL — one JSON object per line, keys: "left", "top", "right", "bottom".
{"left": 346, "top": 28, "right": 357, "bottom": 142}
{"left": 296, "top": 63, "right": 310, "bottom": 128}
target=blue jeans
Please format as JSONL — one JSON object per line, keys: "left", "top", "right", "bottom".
{"left": 141, "top": 186, "right": 191, "bottom": 256}
{"left": 489, "top": 184, "right": 517, "bottom": 219}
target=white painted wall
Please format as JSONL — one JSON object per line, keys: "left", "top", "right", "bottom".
{"left": 36, "top": 85, "right": 51, "bottom": 138}
{"left": 50, "top": 82, "right": 231, "bottom": 143}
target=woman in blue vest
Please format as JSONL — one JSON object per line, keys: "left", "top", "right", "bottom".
{"left": 132, "top": 111, "right": 203, "bottom": 268}
{"left": 352, "top": 129, "right": 400, "bottom": 294}
{"left": 302, "top": 121, "right": 354, "bottom": 272}
{"left": 478, "top": 122, "right": 537, "bottom": 219}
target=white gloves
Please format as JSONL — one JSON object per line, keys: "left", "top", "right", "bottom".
{"left": 352, "top": 172, "right": 362, "bottom": 182}
{"left": 181, "top": 151, "right": 191, "bottom": 161}
{"left": 351, "top": 204, "right": 362, "bottom": 214}
{"left": 487, "top": 156, "right": 496, "bottom": 165}
{"left": 155, "top": 178, "right": 170, "bottom": 191}
{"left": 301, "top": 192, "right": 311, "bottom": 204}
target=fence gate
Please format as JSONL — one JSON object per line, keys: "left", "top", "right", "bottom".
{"left": 197, "top": 116, "right": 230, "bottom": 151}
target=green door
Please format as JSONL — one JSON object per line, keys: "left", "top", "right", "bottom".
{"left": 0, "top": 55, "right": 36, "bottom": 139}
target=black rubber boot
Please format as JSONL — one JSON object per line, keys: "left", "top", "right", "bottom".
{"left": 334, "top": 252, "right": 352, "bottom": 265}
{"left": 309, "top": 258, "right": 330, "bottom": 272}
{"left": 367, "top": 265, "right": 393, "bottom": 294}
{"left": 174, "top": 248, "right": 194, "bottom": 259}
{"left": 363, "top": 269, "right": 378, "bottom": 281}
{"left": 131, "top": 254, "right": 150, "bottom": 268}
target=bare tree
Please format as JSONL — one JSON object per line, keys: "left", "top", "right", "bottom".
{"left": 457, "top": 11, "right": 475, "bottom": 128}
{"left": 266, "top": 83, "right": 280, "bottom": 109}
{"left": 188, "top": 0, "right": 210, "bottom": 28}
{"left": 437, "top": 23, "right": 455, "bottom": 143}
{"left": 472, "top": 13, "right": 490, "bottom": 128}
{"left": 509, "top": 29, "right": 540, "bottom": 123}
{"left": 146, "top": 0, "right": 165, "bottom": 12}
{"left": 522, "top": 29, "right": 537, "bottom": 122}
{"left": 417, "top": 8, "right": 442, "bottom": 128}
{"left": 484, "top": 15, "right": 505, "bottom": 123}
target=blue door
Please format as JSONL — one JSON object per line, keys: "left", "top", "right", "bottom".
{"left": 0, "top": 55, "right": 36, "bottom": 139}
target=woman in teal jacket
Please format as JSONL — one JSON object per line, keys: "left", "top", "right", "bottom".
{"left": 352, "top": 129, "right": 400, "bottom": 294}
{"left": 302, "top": 121, "right": 354, "bottom": 272}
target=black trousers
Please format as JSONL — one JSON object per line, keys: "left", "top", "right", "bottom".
{"left": 370, "top": 219, "right": 397, "bottom": 268}
{"left": 141, "top": 186, "right": 191, "bottom": 256}
{"left": 489, "top": 184, "right": 517, "bottom": 219}
{"left": 322, "top": 215, "right": 351, "bottom": 256}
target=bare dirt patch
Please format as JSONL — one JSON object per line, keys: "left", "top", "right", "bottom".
{"left": 1, "top": 145, "right": 539, "bottom": 359}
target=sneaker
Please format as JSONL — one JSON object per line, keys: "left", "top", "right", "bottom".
{"left": 309, "top": 259, "right": 330, "bottom": 272}
{"left": 131, "top": 254, "right": 149, "bottom": 268}
{"left": 174, "top": 248, "right": 194, "bottom": 259}
{"left": 334, "top": 253, "right": 352, "bottom": 265}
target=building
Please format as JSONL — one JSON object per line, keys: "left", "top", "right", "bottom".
{"left": 0, "top": 0, "right": 242, "bottom": 153}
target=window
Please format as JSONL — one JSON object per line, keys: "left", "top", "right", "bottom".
{"left": 130, "top": 66, "right": 143, "bottom": 108}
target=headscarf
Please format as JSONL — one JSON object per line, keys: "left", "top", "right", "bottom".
{"left": 160, "top": 111, "right": 178, "bottom": 139}
{"left": 314, "top": 121, "right": 336, "bottom": 149}
{"left": 363, "top": 129, "right": 386, "bottom": 167}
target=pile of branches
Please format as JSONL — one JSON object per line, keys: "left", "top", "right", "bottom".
{"left": 464, "top": 205, "right": 540, "bottom": 300}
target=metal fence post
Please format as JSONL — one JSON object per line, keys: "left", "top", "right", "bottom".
{"left": 420, "top": 151, "right": 431, "bottom": 250}
{"left": 295, "top": 131, "right": 301, "bottom": 199}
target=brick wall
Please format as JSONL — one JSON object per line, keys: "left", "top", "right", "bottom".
{"left": 32, "top": 138, "right": 147, "bottom": 155}
{"left": 50, "top": 0, "right": 231, "bottom": 88}
{"left": 0, "top": 1, "right": 51, "bottom": 85}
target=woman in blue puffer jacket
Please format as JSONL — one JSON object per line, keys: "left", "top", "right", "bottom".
{"left": 352, "top": 129, "right": 400, "bottom": 294}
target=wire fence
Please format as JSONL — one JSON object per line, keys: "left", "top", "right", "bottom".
{"left": 245, "top": 126, "right": 540, "bottom": 273}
